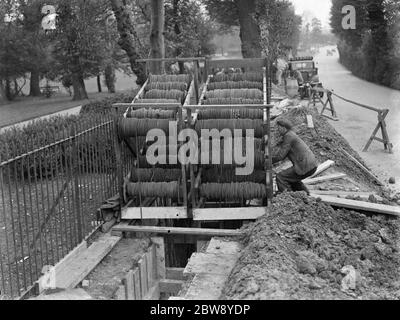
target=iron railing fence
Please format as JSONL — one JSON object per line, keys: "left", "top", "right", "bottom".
{"left": 0, "top": 113, "right": 134, "bottom": 299}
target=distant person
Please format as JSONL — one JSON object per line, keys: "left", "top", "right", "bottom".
{"left": 272, "top": 119, "right": 318, "bottom": 195}
{"left": 275, "top": 56, "right": 288, "bottom": 86}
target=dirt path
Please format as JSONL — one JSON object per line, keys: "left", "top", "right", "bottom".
{"left": 316, "top": 46, "right": 400, "bottom": 195}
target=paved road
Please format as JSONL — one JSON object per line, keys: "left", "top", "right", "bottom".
{"left": 315, "top": 46, "right": 400, "bottom": 190}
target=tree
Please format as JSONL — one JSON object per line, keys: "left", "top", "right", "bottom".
{"left": 149, "top": 0, "right": 165, "bottom": 74}
{"left": 257, "top": 0, "right": 302, "bottom": 62}
{"left": 204, "top": 0, "right": 262, "bottom": 58}
{"left": 165, "top": 0, "right": 217, "bottom": 61}
{"left": 52, "top": 0, "right": 110, "bottom": 100}
{"left": 330, "top": 0, "right": 399, "bottom": 88}
{"left": 0, "top": 1, "right": 32, "bottom": 100}
{"left": 310, "top": 18, "right": 322, "bottom": 44}
{"left": 18, "top": 0, "right": 50, "bottom": 97}
{"left": 109, "top": 0, "right": 147, "bottom": 85}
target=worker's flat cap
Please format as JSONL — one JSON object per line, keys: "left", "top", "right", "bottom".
{"left": 276, "top": 119, "right": 293, "bottom": 130}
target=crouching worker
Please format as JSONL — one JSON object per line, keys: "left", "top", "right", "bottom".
{"left": 272, "top": 120, "right": 318, "bottom": 195}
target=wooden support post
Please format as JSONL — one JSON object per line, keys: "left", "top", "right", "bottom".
{"left": 194, "top": 61, "right": 200, "bottom": 104}
{"left": 125, "top": 270, "right": 135, "bottom": 300}
{"left": 112, "top": 107, "right": 125, "bottom": 213}
{"left": 363, "top": 109, "right": 393, "bottom": 153}
{"left": 151, "top": 237, "right": 166, "bottom": 280}
{"left": 263, "top": 67, "right": 273, "bottom": 206}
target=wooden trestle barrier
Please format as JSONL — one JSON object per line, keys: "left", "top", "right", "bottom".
{"left": 309, "top": 87, "right": 393, "bottom": 154}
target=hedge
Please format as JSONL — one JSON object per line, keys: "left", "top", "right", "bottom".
{"left": 0, "top": 91, "right": 138, "bottom": 181}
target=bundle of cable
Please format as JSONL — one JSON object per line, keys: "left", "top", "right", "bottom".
{"left": 126, "top": 181, "right": 179, "bottom": 199}
{"left": 118, "top": 118, "right": 173, "bottom": 138}
{"left": 145, "top": 89, "right": 185, "bottom": 103}
{"left": 149, "top": 74, "right": 191, "bottom": 84}
{"left": 130, "top": 168, "right": 182, "bottom": 182}
{"left": 195, "top": 119, "right": 264, "bottom": 137}
{"left": 207, "top": 81, "right": 263, "bottom": 91}
{"left": 135, "top": 154, "right": 181, "bottom": 169}
{"left": 201, "top": 168, "right": 266, "bottom": 184}
{"left": 134, "top": 99, "right": 179, "bottom": 104}
{"left": 212, "top": 72, "right": 263, "bottom": 83}
{"left": 199, "top": 182, "right": 267, "bottom": 200}
{"left": 199, "top": 137, "right": 264, "bottom": 153}
{"left": 206, "top": 89, "right": 263, "bottom": 100}
{"left": 128, "top": 108, "right": 177, "bottom": 119}
{"left": 197, "top": 108, "right": 263, "bottom": 120}
{"left": 202, "top": 98, "right": 264, "bottom": 105}
{"left": 146, "top": 81, "right": 188, "bottom": 92}
{"left": 198, "top": 149, "right": 265, "bottom": 170}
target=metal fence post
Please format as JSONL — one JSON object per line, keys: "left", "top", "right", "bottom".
{"left": 71, "top": 124, "right": 83, "bottom": 242}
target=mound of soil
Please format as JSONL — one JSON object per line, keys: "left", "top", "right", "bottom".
{"left": 222, "top": 193, "right": 400, "bottom": 300}
{"left": 271, "top": 106, "right": 381, "bottom": 191}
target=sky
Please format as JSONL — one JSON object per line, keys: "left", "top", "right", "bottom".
{"left": 290, "top": 0, "right": 332, "bottom": 30}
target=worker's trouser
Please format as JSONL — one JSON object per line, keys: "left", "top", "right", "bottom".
{"left": 276, "top": 166, "right": 317, "bottom": 194}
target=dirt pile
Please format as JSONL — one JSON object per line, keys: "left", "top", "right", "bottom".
{"left": 271, "top": 106, "right": 381, "bottom": 191}
{"left": 222, "top": 192, "right": 400, "bottom": 300}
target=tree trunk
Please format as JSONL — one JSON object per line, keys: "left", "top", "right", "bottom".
{"left": 235, "top": 0, "right": 262, "bottom": 58}
{"left": 97, "top": 74, "right": 102, "bottom": 93}
{"left": 105, "top": 64, "right": 116, "bottom": 93}
{"left": 71, "top": 73, "right": 88, "bottom": 101}
{"left": 29, "top": 69, "right": 41, "bottom": 97}
{"left": 173, "top": 0, "right": 184, "bottom": 73}
{"left": 0, "top": 80, "right": 8, "bottom": 102}
{"left": 150, "top": 0, "right": 165, "bottom": 74}
{"left": 5, "top": 78, "right": 13, "bottom": 101}
{"left": 110, "top": 0, "right": 147, "bottom": 85}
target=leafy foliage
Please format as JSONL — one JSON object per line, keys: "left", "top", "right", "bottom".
{"left": 331, "top": 0, "right": 400, "bottom": 89}
{"left": 257, "top": 0, "right": 302, "bottom": 61}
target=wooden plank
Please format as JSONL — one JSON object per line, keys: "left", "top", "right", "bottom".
{"left": 310, "top": 190, "right": 380, "bottom": 198}
{"left": 303, "top": 173, "right": 347, "bottom": 185}
{"left": 308, "top": 160, "right": 335, "bottom": 179}
{"left": 139, "top": 259, "right": 148, "bottom": 298}
{"left": 206, "top": 239, "right": 242, "bottom": 255}
{"left": 184, "top": 273, "right": 229, "bottom": 300}
{"left": 55, "top": 235, "right": 121, "bottom": 289}
{"left": 125, "top": 270, "right": 135, "bottom": 300}
{"left": 310, "top": 194, "right": 400, "bottom": 217}
{"left": 131, "top": 79, "right": 149, "bottom": 103}
{"left": 159, "top": 279, "right": 184, "bottom": 295}
{"left": 193, "top": 207, "right": 267, "bottom": 221}
{"left": 151, "top": 237, "right": 166, "bottom": 280}
{"left": 310, "top": 192, "right": 383, "bottom": 202}
{"left": 113, "top": 225, "right": 244, "bottom": 237}
{"left": 145, "top": 249, "right": 154, "bottom": 288}
{"left": 166, "top": 268, "right": 185, "bottom": 281}
{"left": 306, "top": 115, "right": 314, "bottom": 129}
{"left": 53, "top": 240, "right": 88, "bottom": 276}
{"left": 38, "top": 240, "right": 88, "bottom": 292}
{"left": 183, "top": 253, "right": 238, "bottom": 276}
{"left": 186, "top": 104, "right": 272, "bottom": 110}
{"left": 339, "top": 147, "right": 384, "bottom": 186}
{"left": 121, "top": 207, "right": 188, "bottom": 220}
{"left": 133, "top": 269, "right": 141, "bottom": 300}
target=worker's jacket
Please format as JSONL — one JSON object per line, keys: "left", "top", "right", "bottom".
{"left": 272, "top": 131, "right": 317, "bottom": 175}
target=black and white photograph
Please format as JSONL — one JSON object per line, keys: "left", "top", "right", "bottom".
{"left": 0, "top": 0, "right": 399, "bottom": 306}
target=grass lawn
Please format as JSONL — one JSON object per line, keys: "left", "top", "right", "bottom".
{"left": 0, "top": 71, "right": 138, "bottom": 128}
